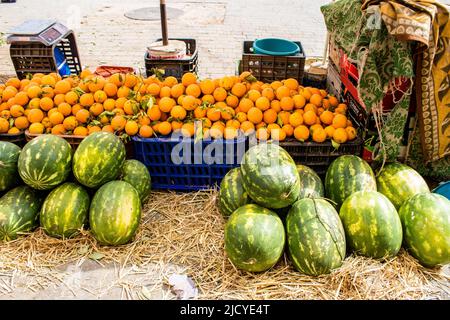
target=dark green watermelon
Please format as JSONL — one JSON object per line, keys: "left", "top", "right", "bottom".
{"left": 377, "top": 162, "right": 430, "bottom": 210}
{"left": 325, "top": 155, "right": 376, "bottom": 208}
{"left": 339, "top": 191, "right": 402, "bottom": 259}
{"left": 296, "top": 164, "right": 324, "bottom": 199}
{"left": 399, "top": 193, "right": 450, "bottom": 267}
{"left": 0, "top": 141, "right": 21, "bottom": 192}
{"left": 286, "top": 198, "right": 346, "bottom": 275}
{"left": 218, "top": 168, "right": 251, "bottom": 217}
{"left": 120, "top": 160, "right": 151, "bottom": 201}
{"left": 224, "top": 204, "right": 285, "bottom": 272}
{"left": 40, "top": 182, "right": 90, "bottom": 238}
{"left": 18, "top": 135, "right": 72, "bottom": 190}
{"left": 240, "top": 143, "right": 300, "bottom": 209}
{"left": 0, "top": 186, "right": 44, "bottom": 241}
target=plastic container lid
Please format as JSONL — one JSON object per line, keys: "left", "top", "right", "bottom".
{"left": 253, "top": 38, "right": 300, "bottom": 56}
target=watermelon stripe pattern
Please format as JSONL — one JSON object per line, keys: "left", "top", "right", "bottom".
{"left": 0, "top": 186, "right": 43, "bottom": 241}
{"left": 325, "top": 155, "right": 376, "bottom": 208}
{"left": 0, "top": 142, "right": 21, "bottom": 192}
{"left": 73, "top": 132, "right": 126, "bottom": 188}
{"left": 40, "top": 182, "right": 90, "bottom": 238}
{"left": 339, "top": 191, "right": 402, "bottom": 259}
{"left": 120, "top": 160, "right": 151, "bottom": 201}
{"left": 225, "top": 204, "right": 285, "bottom": 272}
{"left": 286, "top": 198, "right": 346, "bottom": 275}
{"left": 18, "top": 135, "right": 72, "bottom": 190}
{"left": 241, "top": 143, "right": 300, "bottom": 209}
{"left": 218, "top": 168, "right": 251, "bottom": 217}
{"left": 399, "top": 193, "right": 450, "bottom": 267}
{"left": 296, "top": 165, "right": 324, "bottom": 199}
{"left": 90, "top": 181, "right": 141, "bottom": 245}
{"left": 377, "top": 162, "right": 430, "bottom": 210}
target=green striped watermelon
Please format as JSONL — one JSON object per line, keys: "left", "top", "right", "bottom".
{"left": 296, "top": 165, "right": 324, "bottom": 199}
{"left": 224, "top": 204, "right": 285, "bottom": 272}
{"left": 286, "top": 198, "right": 346, "bottom": 275}
{"left": 40, "top": 182, "right": 90, "bottom": 238}
{"left": 399, "top": 193, "right": 450, "bottom": 267}
{"left": 0, "top": 186, "right": 44, "bottom": 241}
{"left": 240, "top": 143, "right": 300, "bottom": 209}
{"left": 0, "top": 141, "right": 21, "bottom": 192}
{"left": 339, "top": 191, "right": 402, "bottom": 259}
{"left": 18, "top": 135, "right": 72, "bottom": 190}
{"left": 90, "top": 181, "right": 141, "bottom": 245}
{"left": 325, "top": 155, "right": 376, "bottom": 208}
{"left": 119, "top": 160, "right": 151, "bottom": 201}
{"left": 73, "top": 132, "right": 126, "bottom": 188}
{"left": 377, "top": 162, "right": 430, "bottom": 210}
{"left": 218, "top": 168, "right": 251, "bottom": 217}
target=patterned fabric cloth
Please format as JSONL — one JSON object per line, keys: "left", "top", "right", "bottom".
{"left": 321, "top": 0, "right": 450, "bottom": 179}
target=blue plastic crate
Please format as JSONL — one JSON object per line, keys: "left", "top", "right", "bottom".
{"left": 132, "top": 135, "right": 248, "bottom": 191}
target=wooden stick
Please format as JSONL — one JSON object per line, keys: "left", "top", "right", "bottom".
{"left": 160, "top": 0, "right": 168, "bottom": 46}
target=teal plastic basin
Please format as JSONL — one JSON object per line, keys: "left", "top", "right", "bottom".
{"left": 432, "top": 181, "right": 450, "bottom": 200}
{"left": 253, "top": 38, "right": 300, "bottom": 56}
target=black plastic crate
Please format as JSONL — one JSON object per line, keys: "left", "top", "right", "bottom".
{"left": 144, "top": 38, "right": 198, "bottom": 81}
{"left": 240, "top": 40, "right": 306, "bottom": 84}
{"left": 0, "top": 132, "right": 26, "bottom": 147}
{"left": 9, "top": 33, "right": 82, "bottom": 79}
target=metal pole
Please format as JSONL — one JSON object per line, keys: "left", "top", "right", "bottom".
{"left": 160, "top": 0, "right": 168, "bottom": 46}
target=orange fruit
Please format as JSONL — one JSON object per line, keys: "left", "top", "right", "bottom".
{"left": 267, "top": 123, "right": 281, "bottom": 132}
{"left": 117, "top": 86, "right": 131, "bottom": 98}
{"left": 80, "top": 69, "right": 93, "bottom": 80}
{"left": 213, "top": 87, "right": 227, "bottom": 102}
{"left": 58, "top": 103, "right": 72, "bottom": 117}
{"left": 125, "top": 120, "right": 139, "bottom": 136}
{"left": 221, "top": 107, "right": 235, "bottom": 121}
{"left": 73, "top": 126, "right": 89, "bottom": 136}
{"left": 139, "top": 125, "right": 153, "bottom": 138}
{"left": 38, "top": 97, "right": 53, "bottom": 111}
{"left": 6, "top": 77, "right": 21, "bottom": 89}
{"left": 181, "top": 95, "right": 198, "bottom": 111}
{"left": 49, "top": 111, "right": 65, "bottom": 125}
{"left": 28, "top": 98, "right": 40, "bottom": 109}
{"left": 240, "top": 121, "right": 255, "bottom": 135}
{"left": 283, "top": 78, "right": 299, "bottom": 91}
{"left": 54, "top": 80, "right": 72, "bottom": 94}
{"left": 328, "top": 96, "right": 339, "bottom": 108}
{"left": 324, "top": 125, "right": 335, "bottom": 139}
{"left": 103, "top": 82, "right": 118, "bottom": 97}
{"left": 158, "top": 121, "right": 172, "bottom": 136}
{"left": 224, "top": 127, "right": 238, "bottom": 140}
{"left": 270, "top": 81, "right": 283, "bottom": 91}
{"left": 53, "top": 93, "right": 66, "bottom": 106}
{"left": 332, "top": 114, "right": 347, "bottom": 129}
{"left": 65, "top": 91, "right": 79, "bottom": 105}
{"left": 103, "top": 98, "right": 116, "bottom": 112}
{"left": 87, "top": 76, "right": 106, "bottom": 92}
{"left": 270, "top": 128, "right": 286, "bottom": 141}
{"left": 41, "top": 86, "right": 54, "bottom": 99}
{"left": 8, "top": 127, "right": 20, "bottom": 134}
{"left": 337, "top": 103, "right": 348, "bottom": 112}
{"left": 171, "top": 121, "right": 183, "bottom": 132}
{"left": 303, "top": 110, "right": 317, "bottom": 126}
{"left": 27, "top": 85, "right": 42, "bottom": 99}
{"left": 123, "top": 74, "right": 137, "bottom": 89}
{"left": 293, "top": 95, "right": 306, "bottom": 109}
{"left": 41, "top": 75, "right": 56, "bottom": 87}
{"left": 320, "top": 110, "right": 334, "bottom": 125}
{"left": 171, "top": 105, "right": 187, "bottom": 120}
{"left": 236, "top": 112, "right": 247, "bottom": 123}
{"left": 88, "top": 125, "right": 102, "bottom": 135}
{"left": 300, "top": 88, "right": 312, "bottom": 101}
{"left": 111, "top": 115, "right": 127, "bottom": 131}
{"left": 29, "top": 122, "right": 45, "bottom": 134}
{"left": 309, "top": 94, "right": 323, "bottom": 107}
{"left": 114, "top": 97, "right": 127, "bottom": 109}
{"left": 75, "top": 109, "right": 91, "bottom": 124}
{"left": 194, "top": 106, "right": 207, "bottom": 119}
{"left": 123, "top": 100, "right": 138, "bottom": 115}
{"left": 247, "top": 107, "right": 263, "bottom": 124}
{"left": 263, "top": 109, "right": 277, "bottom": 124}
{"left": 202, "top": 94, "right": 215, "bottom": 105}
{"left": 255, "top": 97, "right": 270, "bottom": 111}
{"left": 256, "top": 127, "right": 270, "bottom": 141}
{"left": 270, "top": 100, "right": 281, "bottom": 113}
{"left": 304, "top": 103, "right": 318, "bottom": 114}
{"left": 282, "top": 124, "right": 294, "bottom": 137}
{"left": 333, "top": 128, "right": 348, "bottom": 144}
{"left": 238, "top": 98, "right": 254, "bottom": 113}
{"left": 102, "top": 125, "right": 115, "bottom": 133}
{"left": 312, "top": 127, "right": 327, "bottom": 143}
{"left": 185, "top": 84, "right": 201, "bottom": 98}
{"left": 346, "top": 127, "right": 357, "bottom": 141}
{"left": 289, "top": 112, "right": 304, "bottom": 127}
{"left": 14, "top": 116, "right": 29, "bottom": 130}
{"left": 280, "top": 97, "right": 294, "bottom": 111}
{"left": 278, "top": 111, "right": 290, "bottom": 126}
{"left": 0, "top": 118, "right": 9, "bottom": 133}
{"left": 200, "top": 79, "right": 215, "bottom": 95}
{"left": 207, "top": 108, "right": 221, "bottom": 122}
{"left": 146, "top": 83, "right": 161, "bottom": 96}
{"left": 169, "top": 83, "right": 184, "bottom": 99}
{"left": 62, "top": 116, "right": 78, "bottom": 131}
{"left": 10, "top": 105, "right": 24, "bottom": 117}
{"left": 27, "top": 109, "right": 44, "bottom": 124}
{"left": 93, "top": 90, "right": 107, "bottom": 103}
{"left": 247, "top": 89, "right": 261, "bottom": 102}
{"left": 14, "top": 92, "right": 29, "bottom": 106}
{"left": 181, "top": 73, "right": 197, "bottom": 87}
{"left": 231, "top": 83, "right": 247, "bottom": 98}
{"left": 159, "top": 97, "right": 176, "bottom": 113}
{"left": 276, "top": 86, "right": 290, "bottom": 100}
{"left": 70, "top": 104, "right": 83, "bottom": 117}
{"left": 261, "top": 87, "right": 275, "bottom": 101}
{"left": 80, "top": 93, "right": 94, "bottom": 107}
{"left": 51, "top": 124, "right": 66, "bottom": 135}
{"left": 294, "top": 125, "right": 310, "bottom": 142}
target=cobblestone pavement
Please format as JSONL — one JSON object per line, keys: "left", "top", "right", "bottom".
{"left": 0, "top": 0, "right": 330, "bottom": 78}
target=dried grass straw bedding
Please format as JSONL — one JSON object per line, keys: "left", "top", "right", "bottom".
{"left": 0, "top": 190, "right": 448, "bottom": 299}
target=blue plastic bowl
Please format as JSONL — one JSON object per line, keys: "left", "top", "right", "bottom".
{"left": 432, "top": 181, "right": 450, "bottom": 200}
{"left": 253, "top": 38, "right": 300, "bottom": 56}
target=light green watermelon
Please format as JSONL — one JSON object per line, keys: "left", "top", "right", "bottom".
{"left": 40, "top": 182, "right": 90, "bottom": 238}
{"left": 399, "top": 193, "right": 450, "bottom": 267}
{"left": 377, "top": 162, "right": 430, "bottom": 210}
{"left": 90, "top": 180, "right": 141, "bottom": 245}
{"left": 0, "top": 141, "right": 21, "bottom": 192}
{"left": 119, "top": 160, "right": 151, "bottom": 201}
{"left": 286, "top": 198, "right": 346, "bottom": 275}
{"left": 224, "top": 204, "right": 285, "bottom": 272}
{"left": 296, "top": 164, "right": 324, "bottom": 199}
{"left": 325, "top": 155, "right": 376, "bottom": 208}
{"left": 18, "top": 135, "right": 72, "bottom": 190}
{"left": 218, "top": 168, "right": 251, "bottom": 217}
{"left": 0, "top": 186, "right": 44, "bottom": 241}
{"left": 73, "top": 132, "right": 126, "bottom": 188}
{"left": 240, "top": 143, "right": 300, "bottom": 209}
{"left": 339, "top": 191, "right": 402, "bottom": 259}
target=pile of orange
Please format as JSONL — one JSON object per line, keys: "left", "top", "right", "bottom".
{"left": 0, "top": 71, "right": 357, "bottom": 144}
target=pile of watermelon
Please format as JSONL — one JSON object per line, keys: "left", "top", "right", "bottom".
{"left": 219, "top": 144, "right": 450, "bottom": 275}
{"left": 0, "top": 133, "right": 152, "bottom": 245}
